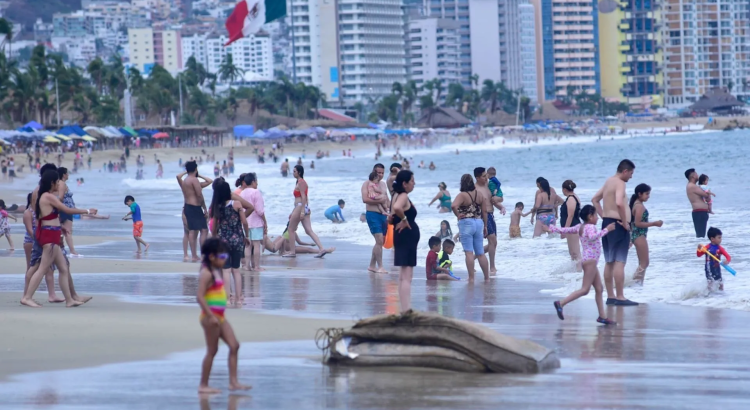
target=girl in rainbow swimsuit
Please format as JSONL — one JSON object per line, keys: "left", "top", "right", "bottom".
{"left": 197, "top": 238, "right": 252, "bottom": 393}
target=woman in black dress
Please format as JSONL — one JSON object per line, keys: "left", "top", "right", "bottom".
{"left": 391, "top": 170, "right": 419, "bottom": 312}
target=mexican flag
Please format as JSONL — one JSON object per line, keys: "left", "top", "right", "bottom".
{"left": 225, "top": 0, "right": 286, "bottom": 46}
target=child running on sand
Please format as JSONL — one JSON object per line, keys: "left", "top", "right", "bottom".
{"left": 697, "top": 227, "right": 731, "bottom": 291}
{"left": 509, "top": 202, "right": 531, "bottom": 238}
{"left": 487, "top": 167, "right": 504, "bottom": 212}
{"left": 698, "top": 174, "right": 716, "bottom": 214}
{"left": 544, "top": 205, "right": 617, "bottom": 325}
{"left": 367, "top": 171, "right": 388, "bottom": 214}
{"left": 425, "top": 236, "right": 459, "bottom": 280}
{"left": 0, "top": 199, "right": 17, "bottom": 250}
{"left": 122, "top": 195, "right": 150, "bottom": 253}
{"left": 197, "top": 238, "right": 252, "bottom": 393}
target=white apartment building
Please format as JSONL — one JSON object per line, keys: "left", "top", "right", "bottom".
{"left": 423, "top": 0, "right": 471, "bottom": 88}
{"left": 181, "top": 33, "right": 208, "bottom": 69}
{"left": 287, "top": 0, "right": 407, "bottom": 104}
{"left": 518, "top": 2, "right": 538, "bottom": 103}
{"left": 287, "top": 0, "right": 340, "bottom": 100}
{"left": 51, "top": 37, "right": 97, "bottom": 68}
{"left": 407, "top": 17, "right": 461, "bottom": 102}
{"left": 204, "top": 33, "right": 274, "bottom": 81}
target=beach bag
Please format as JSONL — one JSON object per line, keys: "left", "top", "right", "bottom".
{"left": 383, "top": 224, "right": 394, "bottom": 249}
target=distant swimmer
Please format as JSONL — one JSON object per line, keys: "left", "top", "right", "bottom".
{"left": 428, "top": 161, "right": 436, "bottom": 171}
{"left": 324, "top": 200, "right": 346, "bottom": 223}
{"left": 592, "top": 159, "right": 637, "bottom": 306}
{"left": 685, "top": 168, "right": 711, "bottom": 238}
{"left": 281, "top": 159, "right": 289, "bottom": 177}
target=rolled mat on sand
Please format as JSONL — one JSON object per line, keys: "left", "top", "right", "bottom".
{"left": 317, "top": 310, "right": 560, "bottom": 374}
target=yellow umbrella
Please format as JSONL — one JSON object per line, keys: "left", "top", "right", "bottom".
{"left": 55, "top": 134, "right": 72, "bottom": 141}
{"left": 81, "top": 136, "right": 97, "bottom": 142}
{"left": 43, "top": 136, "right": 60, "bottom": 143}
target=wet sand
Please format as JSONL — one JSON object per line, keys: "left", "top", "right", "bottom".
{"left": 0, "top": 292, "right": 353, "bottom": 382}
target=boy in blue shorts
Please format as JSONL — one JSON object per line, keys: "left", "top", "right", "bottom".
{"left": 697, "top": 227, "right": 731, "bottom": 291}
{"left": 324, "top": 200, "right": 346, "bottom": 223}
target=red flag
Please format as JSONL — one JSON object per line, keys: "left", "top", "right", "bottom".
{"left": 224, "top": 0, "right": 250, "bottom": 46}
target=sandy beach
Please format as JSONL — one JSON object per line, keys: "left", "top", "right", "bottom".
{"left": 0, "top": 291, "right": 353, "bottom": 381}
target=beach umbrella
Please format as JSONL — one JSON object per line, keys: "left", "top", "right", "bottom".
{"left": 153, "top": 132, "right": 170, "bottom": 139}
{"left": 55, "top": 134, "right": 72, "bottom": 141}
{"left": 43, "top": 136, "right": 60, "bottom": 143}
{"left": 81, "top": 136, "right": 97, "bottom": 142}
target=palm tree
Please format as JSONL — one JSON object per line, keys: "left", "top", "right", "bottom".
{"left": 0, "top": 18, "right": 13, "bottom": 59}
{"left": 481, "top": 79, "right": 499, "bottom": 113}
{"left": 87, "top": 57, "right": 105, "bottom": 94}
{"left": 445, "top": 83, "right": 464, "bottom": 109}
{"left": 189, "top": 87, "right": 211, "bottom": 123}
{"left": 470, "top": 74, "right": 479, "bottom": 90}
{"left": 218, "top": 54, "right": 244, "bottom": 84}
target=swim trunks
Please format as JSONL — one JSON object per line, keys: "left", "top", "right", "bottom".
{"left": 601, "top": 217, "right": 629, "bottom": 263}
{"left": 132, "top": 220, "right": 144, "bottom": 237}
{"left": 509, "top": 225, "right": 521, "bottom": 238}
{"left": 184, "top": 204, "right": 208, "bottom": 231}
{"left": 692, "top": 210, "right": 709, "bottom": 238}
{"left": 486, "top": 213, "right": 497, "bottom": 236}
{"left": 366, "top": 211, "right": 387, "bottom": 235}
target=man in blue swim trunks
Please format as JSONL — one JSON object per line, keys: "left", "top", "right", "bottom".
{"left": 361, "top": 163, "right": 389, "bottom": 273}
{"left": 324, "top": 200, "right": 346, "bottom": 223}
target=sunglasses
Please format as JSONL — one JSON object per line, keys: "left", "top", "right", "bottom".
{"left": 217, "top": 253, "right": 229, "bottom": 260}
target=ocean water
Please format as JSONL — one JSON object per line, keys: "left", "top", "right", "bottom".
{"left": 5, "top": 128, "right": 749, "bottom": 311}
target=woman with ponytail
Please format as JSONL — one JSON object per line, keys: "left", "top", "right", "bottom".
{"left": 390, "top": 170, "right": 419, "bottom": 312}
{"left": 21, "top": 170, "right": 97, "bottom": 308}
{"left": 560, "top": 180, "right": 582, "bottom": 270}
{"left": 630, "top": 183, "right": 663, "bottom": 285}
{"left": 22, "top": 193, "right": 63, "bottom": 303}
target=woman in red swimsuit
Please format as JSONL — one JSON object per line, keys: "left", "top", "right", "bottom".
{"left": 285, "top": 165, "right": 332, "bottom": 258}
{"left": 21, "top": 170, "right": 97, "bottom": 308}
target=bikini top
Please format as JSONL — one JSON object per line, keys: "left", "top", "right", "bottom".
{"left": 456, "top": 191, "right": 481, "bottom": 219}
{"left": 293, "top": 183, "right": 308, "bottom": 198}
{"left": 39, "top": 209, "right": 59, "bottom": 221}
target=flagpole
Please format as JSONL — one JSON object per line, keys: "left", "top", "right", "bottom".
{"left": 55, "top": 78, "right": 61, "bottom": 126}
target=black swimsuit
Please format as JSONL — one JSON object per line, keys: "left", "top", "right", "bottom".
{"left": 393, "top": 200, "right": 420, "bottom": 267}
{"left": 560, "top": 195, "right": 581, "bottom": 227}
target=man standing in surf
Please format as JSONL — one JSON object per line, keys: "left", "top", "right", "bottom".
{"left": 474, "top": 167, "right": 498, "bottom": 275}
{"left": 685, "top": 168, "right": 711, "bottom": 238}
{"left": 592, "top": 159, "right": 638, "bottom": 306}
{"left": 362, "top": 163, "right": 389, "bottom": 273}
{"left": 180, "top": 161, "right": 209, "bottom": 262}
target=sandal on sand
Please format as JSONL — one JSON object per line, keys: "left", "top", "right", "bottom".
{"left": 597, "top": 317, "right": 617, "bottom": 325}
{"left": 553, "top": 301, "right": 564, "bottom": 320}
{"left": 314, "top": 251, "right": 329, "bottom": 259}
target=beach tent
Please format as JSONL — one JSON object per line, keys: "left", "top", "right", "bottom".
{"left": 24, "top": 121, "right": 44, "bottom": 130}
{"left": 120, "top": 126, "right": 138, "bottom": 137}
{"left": 104, "top": 126, "right": 124, "bottom": 137}
{"left": 59, "top": 125, "right": 88, "bottom": 136}
{"left": 43, "top": 135, "right": 60, "bottom": 143}
{"left": 55, "top": 134, "right": 72, "bottom": 141}
{"left": 81, "top": 135, "right": 97, "bottom": 142}
{"left": 233, "top": 125, "right": 255, "bottom": 138}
